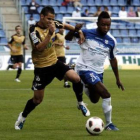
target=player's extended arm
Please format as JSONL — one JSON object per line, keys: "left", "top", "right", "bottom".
{"left": 110, "top": 58, "right": 125, "bottom": 91}
{"left": 65, "top": 23, "right": 85, "bottom": 44}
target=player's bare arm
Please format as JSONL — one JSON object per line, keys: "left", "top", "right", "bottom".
{"left": 8, "top": 43, "right": 17, "bottom": 53}
{"left": 110, "top": 57, "right": 125, "bottom": 91}
{"left": 24, "top": 44, "right": 29, "bottom": 50}
{"left": 65, "top": 23, "right": 85, "bottom": 44}
{"left": 36, "top": 23, "right": 55, "bottom": 51}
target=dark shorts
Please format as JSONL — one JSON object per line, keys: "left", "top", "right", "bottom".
{"left": 32, "top": 60, "right": 70, "bottom": 90}
{"left": 57, "top": 57, "right": 66, "bottom": 63}
{"left": 10, "top": 55, "right": 23, "bottom": 64}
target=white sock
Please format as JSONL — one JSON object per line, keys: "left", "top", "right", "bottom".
{"left": 102, "top": 97, "right": 112, "bottom": 126}
{"left": 83, "top": 84, "right": 90, "bottom": 98}
{"left": 78, "top": 101, "right": 84, "bottom": 105}
{"left": 65, "top": 81, "right": 68, "bottom": 85}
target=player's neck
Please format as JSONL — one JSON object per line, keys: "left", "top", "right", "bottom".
{"left": 37, "top": 21, "right": 46, "bottom": 29}
{"left": 16, "top": 33, "right": 21, "bottom": 36}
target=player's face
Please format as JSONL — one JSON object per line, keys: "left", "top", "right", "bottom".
{"left": 41, "top": 13, "right": 55, "bottom": 28}
{"left": 97, "top": 18, "right": 111, "bottom": 35}
{"left": 16, "top": 27, "right": 21, "bottom": 35}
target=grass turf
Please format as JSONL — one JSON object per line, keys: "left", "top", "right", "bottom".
{"left": 0, "top": 70, "right": 140, "bottom": 140}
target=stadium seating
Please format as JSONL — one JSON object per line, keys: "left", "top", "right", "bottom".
{"left": 0, "top": 30, "right": 6, "bottom": 37}
{"left": 87, "top": 0, "right": 95, "bottom": 6}
{"left": 67, "top": 6, "right": 74, "bottom": 14}
{"left": 120, "top": 29, "right": 128, "bottom": 37}
{"left": 59, "top": 6, "right": 67, "bottom": 14}
{"left": 131, "top": 37, "right": 139, "bottom": 43}
{"left": 81, "top": 0, "right": 87, "bottom": 6}
{"left": 102, "top": 0, "right": 110, "bottom": 6}
{"left": 129, "top": 29, "right": 137, "bottom": 37}
{"left": 17, "top": 0, "right": 140, "bottom": 48}
{"left": 117, "top": 0, "right": 126, "bottom": 6}
{"left": 132, "top": 0, "right": 140, "bottom": 6}
{"left": 89, "top": 6, "right": 97, "bottom": 14}
{"left": 56, "top": 0, "right": 63, "bottom": 6}
{"left": 110, "top": 0, "right": 118, "bottom": 6}
{"left": 123, "top": 37, "right": 131, "bottom": 43}
{"left": 48, "top": 0, "right": 57, "bottom": 6}
{"left": 0, "top": 37, "right": 8, "bottom": 44}
{"left": 116, "top": 37, "right": 123, "bottom": 43}
{"left": 94, "top": 0, "right": 102, "bottom": 6}
{"left": 41, "top": 0, "right": 49, "bottom": 5}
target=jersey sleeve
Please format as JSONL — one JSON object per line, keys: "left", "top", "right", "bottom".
{"left": 22, "top": 36, "right": 26, "bottom": 45}
{"left": 29, "top": 25, "right": 40, "bottom": 46}
{"left": 8, "top": 36, "right": 14, "bottom": 44}
{"left": 109, "top": 38, "right": 117, "bottom": 60}
{"left": 54, "top": 20, "right": 63, "bottom": 29}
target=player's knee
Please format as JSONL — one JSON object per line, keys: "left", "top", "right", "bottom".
{"left": 90, "top": 98, "right": 100, "bottom": 104}
{"left": 33, "top": 98, "right": 43, "bottom": 104}
{"left": 71, "top": 75, "right": 80, "bottom": 83}
{"left": 74, "top": 76, "right": 80, "bottom": 83}
{"left": 101, "top": 90, "right": 111, "bottom": 99}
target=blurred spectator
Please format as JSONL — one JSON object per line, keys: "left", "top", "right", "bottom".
{"left": 72, "top": 7, "right": 81, "bottom": 17}
{"left": 73, "top": 0, "right": 82, "bottom": 8}
{"left": 81, "top": 9, "right": 90, "bottom": 17}
{"left": 28, "top": 0, "right": 39, "bottom": 15}
{"left": 127, "top": 7, "right": 136, "bottom": 17}
{"left": 28, "top": 15, "right": 36, "bottom": 26}
{"left": 104, "top": 6, "right": 112, "bottom": 17}
{"left": 136, "top": 7, "right": 140, "bottom": 17}
{"left": 127, "top": 0, "right": 131, "bottom": 5}
{"left": 93, "top": 6, "right": 102, "bottom": 17}
{"left": 61, "top": 0, "right": 73, "bottom": 6}
{"left": 119, "top": 7, "right": 127, "bottom": 17}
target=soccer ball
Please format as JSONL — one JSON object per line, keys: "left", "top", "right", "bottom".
{"left": 86, "top": 116, "right": 104, "bottom": 135}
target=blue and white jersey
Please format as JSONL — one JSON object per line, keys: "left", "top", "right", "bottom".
{"left": 75, "top": 28, "right": 117, "bottom": 74}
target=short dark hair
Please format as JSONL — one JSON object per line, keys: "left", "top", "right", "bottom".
{"left": 15, "top": 25, "right": 21, "bottom": 30}
{"left": 40, "top": 6, "right": 55, "bottom": 16}
{"left": 97, "top": 11, "right": 110, "bottom": 23}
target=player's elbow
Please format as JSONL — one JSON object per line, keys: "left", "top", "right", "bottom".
{"left": 65, "top": 36, "right": 73, "bottom": 41}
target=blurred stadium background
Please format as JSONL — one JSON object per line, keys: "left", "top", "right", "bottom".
{"left": 0, "top": 0, "right": 140, "bottom": 70}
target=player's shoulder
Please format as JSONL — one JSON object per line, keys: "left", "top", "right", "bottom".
{"left": 29, "top": 24, "right": 37, "bottom": 33}
{"left": 107, "top": 32, "right": 116, "bottom": 43}
{"left": 12, "top": 34, "right": 17, "bottom": 37}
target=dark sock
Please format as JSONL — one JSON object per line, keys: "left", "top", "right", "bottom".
{"left": 16, "top": 68, "right": 22, "bottom": 79}
{"left": 72, "top": 81, "right": 83, "bottom": 102}
{"left": 7, "top": 65, "right": 13, "bottom": 70}
{"left": 22, "top": 99, "right": 38, "bottom": 118}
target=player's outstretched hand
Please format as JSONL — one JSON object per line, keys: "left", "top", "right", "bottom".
{"left": 116, "top": 80, "right": 125, "bottom": 91}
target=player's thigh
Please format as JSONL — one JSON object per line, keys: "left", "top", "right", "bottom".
{"left": 65, "top": 69, "right": 80, "bottom": 83}
{"left": 55, "top": 60, "right": 80, "bottom": 83}
{"left": 32, "top": 67, "right": 55, "bottom": 91}
{"left": 87, "top": 84, "right": 100, "bottom": 103}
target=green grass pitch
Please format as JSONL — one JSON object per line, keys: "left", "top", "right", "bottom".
{"left": 0, "top": 70, "right": 140, "bottom": 140}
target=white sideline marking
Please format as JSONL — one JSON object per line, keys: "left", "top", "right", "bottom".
{"left": 0, "top": 89, "right": 31, "bottom": 90}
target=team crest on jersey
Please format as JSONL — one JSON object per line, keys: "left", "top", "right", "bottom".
{"left": 105, "top": 40, "right": 108, "bottom": 44}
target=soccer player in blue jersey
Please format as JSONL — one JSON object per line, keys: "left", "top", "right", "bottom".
{"left": 65, "top": 11, "right": 125, "bottom": 131}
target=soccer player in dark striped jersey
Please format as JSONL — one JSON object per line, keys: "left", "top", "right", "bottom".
{"left": 7, "top": 25, "right": 28, "bottom": 82}
{"left": 14, "top": 6, "right": 88, "bottom": 130}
